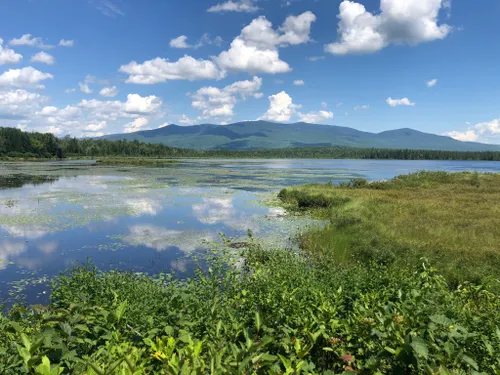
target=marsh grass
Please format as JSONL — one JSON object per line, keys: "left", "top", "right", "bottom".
{"left": 279, "top": 171, "right": 500, "bottom": 284}
{"left": 95, "top": 157, "right": 180, "bottom": 166}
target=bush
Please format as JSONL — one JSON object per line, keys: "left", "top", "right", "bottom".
{"left": 278, "top": 187, "right": 350, "bottom": 209}
{"left": 0, "top": 248, "right": 499, "bottom": 374}
{"left": 6, "top": 151, "right": 24, "bottom": 158}
{"left": 339, "top": 178, "right": 368, "bottom": 188}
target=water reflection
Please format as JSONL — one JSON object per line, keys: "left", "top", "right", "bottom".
{"left": 0, "top": 241, "right": 27, "bottom": 269}
{"left": 0, "top": 159, "right": 499, "bottom": 305}
{"left": 124, "top": 224, "right": 217, "bottom": 253}
{"left": 192, "top": 197, "right": 234, "bottom": 225}
{"left": 1, "top": 225, "right": 51, "bottom": 240}
{"left": 125, "top": 198, "right": 163, "bottom": 216}
{"left": 0, "top": 175, "right": 59, "bottom": 190}
{"left": 38, "top": 241, "right": 58, "bottom": 255}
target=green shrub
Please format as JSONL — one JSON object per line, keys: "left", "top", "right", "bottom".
{"left": 0, "top": 248, "right": 499, "bottom": 374}
{"left": 339, "top": 178, "right": 368, "bottom": 188}
{"left": 6, "top": 151, "right": 24, "bottom": 158}
{"left": 278, "top": 187, "right": 350, "bottom": 209}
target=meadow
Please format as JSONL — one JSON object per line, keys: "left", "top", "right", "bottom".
{"left": 0, "top": 171, "right": 499, "bottom": 374}
{"left": 279, "top": 171, "right": 500, "bottom": 285}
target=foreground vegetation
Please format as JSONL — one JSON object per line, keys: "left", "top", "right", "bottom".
{"left": 3, "top": 126, "right": 500, "bottom": 160}
{"left": 0, "top": 172, "right": 499, "bottom": 374}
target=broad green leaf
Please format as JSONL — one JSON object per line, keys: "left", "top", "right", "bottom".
{"left": 35, "top": 356, "right": 51, "bottom": 375}
{"left": 255, "top": 311, "right": 262, "bottom": 332}
{"left": 430, "top": 314, "right": 452, "bottom": 326}
{"left": 114, "top": 301, "right": 127, "bottom": 322}
{"left": 20, "top": 332, "right": 31, "bottom": 351}
{"left": 411, "top": 337, "right": 428, "bottom": 359}
{"left": 461, "top": 354, "right": 479, "bottom": 371}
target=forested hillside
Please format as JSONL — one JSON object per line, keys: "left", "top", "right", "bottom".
{"left": 2, "top": 127, "right": 500, "bottom": 160}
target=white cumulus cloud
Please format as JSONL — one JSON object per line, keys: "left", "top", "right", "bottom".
{"left": 386, "top": 97, "right": 416, "bottom": 107}
{"left": 0, "top": 90, "right": 163, "bottom": 137}
{"left": 31, "top": 51, "right": 55, "bottom": 65}
{"left": 0, "top": 38, "right": 23, "bottom": 65}
{"left": 207, "top": 0, "right": 259, "bottom": 13}
{"left": 119, "top": 55, "right": 224, "bottom": 84}
{"left": 444, "top": 118, "right": 500, "bottom": 143}
{"left": 298, "top": 110, "right": 334, "bottom": 123}
{"left": 84, "top": 121, "right": 107, "bottom": 132}
{"left": 59, "top": 39, "right": 74, "bottom": 47}
{"left": 258, "top": 91, "right": 301, "bottom": 122}
{"left": 77, "top": 95, "right": 158, "bottom": 118}
{"left": 9, "top": 34, "right": 41, "bottom": 46}
{"left": 427, "top": 78, "right": 438, "bottom": 87}
{"left": 122, "top": 94, "right": 162, "bottom": 113}
{"left": 170, "top": 34, "right": 223, "bottom": 49}
{"left": 215, "top": 12, "right": 316, "bottom": 75}
{"left": 216, "top": 38, "right": 291, "bottom": 74}
{"left": 170, "top": 35, "right": 192, "bottom": 49}
{"left": 325, "top": 0, "right": 452, "bottom": 55}
{"left": 79, "top": 82, "right": 92, "bottom": 94}
{"left": 179, "top": 114, "right": 194, "bottom": 125}
{"left": 0, "top": 89, "right": 47, "bottom": 118}
{"left": 293, "top": 80, "right": 304, "bottom": 86}
{"left": 123, "top": 117, "right": 150, "bottom": 133}
{"left": 99, "top": 86, "right": 119, "bottom": 97}
{"left": 191, "top": 76, "right": 262, "bottom": 121}
{"left": 443, "top": 130, "right": 477, "bottom": 142}
{"left": 0, "top": 67, "right": 53, "bottom": 88}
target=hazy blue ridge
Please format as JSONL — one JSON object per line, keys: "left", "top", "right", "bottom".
{"left": 100, "top": 121, "right": 500, "bottom": 151}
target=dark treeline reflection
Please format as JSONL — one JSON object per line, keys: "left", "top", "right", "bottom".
{"left": 0, "top": 175, "right": 60, "bottom": 189}
{"left": 2, "top": 126, "right": 500, "bottom": 161}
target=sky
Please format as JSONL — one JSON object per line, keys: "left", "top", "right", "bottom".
{"left": 0, "top": 0, "right": 499, "bottom": 143}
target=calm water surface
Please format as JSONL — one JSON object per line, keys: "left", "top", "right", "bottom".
{"left": 1, "top": 159, "right": 499, "bottom": 305}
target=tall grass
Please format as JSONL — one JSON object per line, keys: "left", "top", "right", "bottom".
{"left": 279, "top": 171, "right": 500, "bottom": 285}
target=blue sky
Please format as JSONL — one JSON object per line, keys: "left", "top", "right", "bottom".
{"left": 0, "top": 0, "right": 499, "bottom": 143}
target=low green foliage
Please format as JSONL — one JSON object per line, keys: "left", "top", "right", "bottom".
{"left": 1, "top": 246, "right": 499, "bottom": 374}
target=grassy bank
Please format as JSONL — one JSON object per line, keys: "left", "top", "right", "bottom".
{"left": 1, "top": 172, "right": 499, "bottom": 374}
{"left": 95, "top": 157, "right": 180, "bottom": 166}
{"left": 279, "top": 171, "right": 500, "bottom": 285}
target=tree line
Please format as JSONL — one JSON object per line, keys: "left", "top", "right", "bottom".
{"left": 2, "top": 126, "right": 500, "bottom": 160}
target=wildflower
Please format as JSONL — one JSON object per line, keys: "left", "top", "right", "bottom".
{"left": 340, "top": 353, "right": 353, "bottom": 363}
{"left": 359, "top": 317, "right": 375, "bottom": 325}
{"left": 392, "top": 314, "right": 404, "bottom": 324}
{"left": 152, "top": 351, "right": 166, "bottom": 361}
{"left": 329, "top": 337, "right": 342, "bottom": 345}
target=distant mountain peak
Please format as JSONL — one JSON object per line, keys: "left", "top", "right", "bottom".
{"left": 100, "top": 120, "right": 500, "bottom": 152}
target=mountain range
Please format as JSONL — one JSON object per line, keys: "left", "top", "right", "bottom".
{"left": 101, "top": 121, "right": 500, "bottom": 152}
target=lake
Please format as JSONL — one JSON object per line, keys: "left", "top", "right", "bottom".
{"left": 1, "top": 159, "right": 500, "bottom": 305}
